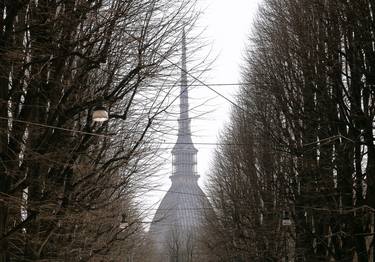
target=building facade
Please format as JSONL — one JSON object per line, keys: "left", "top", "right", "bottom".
{"left": 149, "top": 31, "right": 211, "bottom": 262}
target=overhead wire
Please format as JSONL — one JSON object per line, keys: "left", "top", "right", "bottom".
{"left": 0, "top": 116, "right": 112, "bottom": 138}
{"left": 135, "top": 186, "right": 375, "bottom": 214}
{"left": 0, "top": 30, "right": 247, "bottom": 143}
{"left": 148, "top": 45, "right": 245, "bottom": 112}
{"left": 0, "top": 116, "right": 346, "bottom": 150}
{"left": 0, "top": 115, "right": 253, "bottom": 147}
{"left": 146, "top": 82, "right": 249, "bottom": 87}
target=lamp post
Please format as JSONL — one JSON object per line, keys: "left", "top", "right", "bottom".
{"left": 282, "top": 211, "right": 291, "bottom": 226}
{"left": 282, "top": 211, "right": 291, "bottom": 261}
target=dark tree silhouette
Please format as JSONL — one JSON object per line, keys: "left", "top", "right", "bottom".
{"left": 0, "top": 0, "right": 198, "bottom": 261}
{"left": 204, "top": 0, "right": 375, "bottom": 261}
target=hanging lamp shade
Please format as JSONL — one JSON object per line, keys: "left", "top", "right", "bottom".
{"left": 119, "top": 213, "right": 128, "bottom": 229}
{"left": 282, "top": 211, "right": 291, "bottom": 226}
{"left": 92, "top": 106, "right": 108, "bottom": 122}
{"left": 119, "top": 221, "right": 128, "bottom": 229}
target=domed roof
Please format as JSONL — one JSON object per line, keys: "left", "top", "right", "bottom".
{"left": 151, "top": 175, "right": 210, "bottom": 229}
{"left": 149, "top": 175, "right": 211, "bottom": 259}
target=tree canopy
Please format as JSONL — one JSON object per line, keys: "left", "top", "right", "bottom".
{"left": 204, "top": 0, "right": 375, "bottom": 261}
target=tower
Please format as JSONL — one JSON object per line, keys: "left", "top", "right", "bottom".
{"left": 172, "top": 28, "right": 198, "bottom": 179}
{"left": 150, "top": 30, "right": 211, "bottom": 261}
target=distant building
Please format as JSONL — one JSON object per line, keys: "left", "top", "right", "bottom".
{"left": 149, "top": 31, "right": 211, "bottom": 262}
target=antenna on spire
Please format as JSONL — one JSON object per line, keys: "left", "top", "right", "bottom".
{"left": 181, "top": 27, "right": 187, "bottom": 87}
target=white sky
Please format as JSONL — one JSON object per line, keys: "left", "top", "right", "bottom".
{"left": 142, "top": 0, "right": 262, "bottom": 219}
{"left": 193, "top": 0, "right": 261, "bottom": 187}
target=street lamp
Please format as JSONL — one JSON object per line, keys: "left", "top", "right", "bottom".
{"left": 282, "top": 211, "right": 291, "bottom": 226}
{"left": 282, "top": 210, "right": 291, "bottom": 262}
{"left": 92, "top": 106, "right": 109, "bottom": 122}
{"left": 119, "top": 213, "right": 128, "bottom": 229}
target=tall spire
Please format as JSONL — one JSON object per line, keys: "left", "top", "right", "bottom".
{"left": 172, "top": 28, "right": 197, "bottom": 176}
{"left": 181, "top": 28, "right": 188, "bottom": 90}
{"left": 178, "top": 28, "right": 190, "bottom": 137}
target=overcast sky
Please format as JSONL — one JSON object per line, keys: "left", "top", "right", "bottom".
{"left": 193, "top": 0, "right": 261, "bottom": 185}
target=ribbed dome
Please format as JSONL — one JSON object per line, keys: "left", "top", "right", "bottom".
{"left": 150, "top": 175, "right": 211, "bottom": 253}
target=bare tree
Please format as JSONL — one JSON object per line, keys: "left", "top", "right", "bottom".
{"left": 166, "top": 227, "right": 198, "bottom": 262}
{"left": 0, "top": 0, "right": 198, "bottom": 261}
{"left": 204, "top": 0, "right": 375, "bottom": 261}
